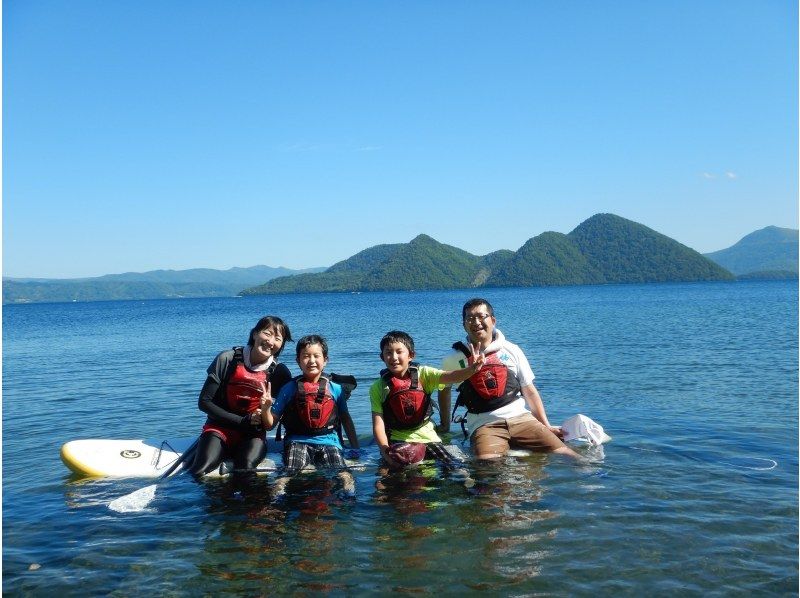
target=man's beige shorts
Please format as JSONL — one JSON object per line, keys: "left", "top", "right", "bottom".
{"left": 471, "top": 413, "right": 565, "bottom": 457}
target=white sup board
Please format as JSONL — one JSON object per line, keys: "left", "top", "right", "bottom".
{"left": 61, "top": 435, "right": 376, "bottom": 479}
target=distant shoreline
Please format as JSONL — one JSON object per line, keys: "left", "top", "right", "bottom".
{"left": 5, "top": 277, "right": 796, "bottom": 307}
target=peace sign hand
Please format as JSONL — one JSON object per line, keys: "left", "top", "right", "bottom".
{"left": 468, "top": 343, "right": 485, "bottom": 372}
{"left": 260, "top": 381, "right": 274, "bottom": 409}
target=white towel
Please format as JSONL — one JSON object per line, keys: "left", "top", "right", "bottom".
{"left": 561, "top": 414, "right": 611, "bottom": 446}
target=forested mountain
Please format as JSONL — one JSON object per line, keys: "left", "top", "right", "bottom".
{"left": 3, "top": 265, "right": 323, "bottom": 304}
{"left": 485, "top": 231, "right": 601, "bottom": 287}
{"left": 704, "top": 226, "right": 798, "bottom": 277}
{"left": 242, "top": 213, "right": 734, "bottom": 295}
{"left": 568, "top": 214, "right": 733, "bottom": 283}
{"left": 243, "top": 235, "right": 487, "bottom": 294}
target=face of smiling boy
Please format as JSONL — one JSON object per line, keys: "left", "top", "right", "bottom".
{"left": 381, "top": 341, "right": 414, "bottom": 377}
{"left": 297, "top": 343, "right": 328, "bottom": 381}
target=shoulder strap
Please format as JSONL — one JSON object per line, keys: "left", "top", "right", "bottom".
{"left": 381, "top": 366, "right": 420, "bottom": 390}
{"left": 317, "top": 376, "right": 329, "bottom": 400}
{"left": 452, "top": 341, "right": 470, "bottom": 356}
{"left": 408, "top": 363, "right": 420, "bottom": 390}
{"left": 221, "top": 346, "right": 245, "bottom": 387}
{"left": 293, "top": 375, "right": 330, "bottom": 399}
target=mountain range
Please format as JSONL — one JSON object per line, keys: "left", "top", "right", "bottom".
{"left": 241, "top": 213, "right": 737, "bottom": 295}
{"left": 2, "top": 265, "right": 324, "bottom": 304}
{"left": 5, "top": 214, "right": 796, "bottom": 304}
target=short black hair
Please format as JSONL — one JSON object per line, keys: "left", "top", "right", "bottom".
{"left": 296, "top": 334, "right": 329, "bottom": 359}
{"left": 379, "top": 330, "right": 415, "bottom": 354}
{"left": 462, "top": 298, "right": 494, "bottom": 322}
{"left": 248, "top": 315, "right": 292, "bottom": 357}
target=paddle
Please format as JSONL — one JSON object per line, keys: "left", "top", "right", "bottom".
{"left": 108, "top": 438, "right": 199, "bottom": 513}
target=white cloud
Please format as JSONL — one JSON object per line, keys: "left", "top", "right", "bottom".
{"left": 701, "top": 171, "right": 738, "bottom": 180}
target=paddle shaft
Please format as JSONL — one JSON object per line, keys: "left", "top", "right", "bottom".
{"left": 159, "top": 438, "right": 199, "bottom": 480}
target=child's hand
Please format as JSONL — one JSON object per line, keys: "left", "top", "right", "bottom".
{"left": 346, "top": 448, "right": 366, "bottom": 460}
{"left": 379, "top": 445, "right": 400, "bottom": 467}
{"left": 259, "top": 381, "right": 274, "bottom": 409}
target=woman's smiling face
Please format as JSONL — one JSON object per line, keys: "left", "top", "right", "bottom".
{"left": 250, "top": 326, "right": 284, "bottom": 364}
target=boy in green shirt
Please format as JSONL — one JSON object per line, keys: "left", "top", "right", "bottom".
{"left": 369, "top": 330, "right": 483, "bottom": 470}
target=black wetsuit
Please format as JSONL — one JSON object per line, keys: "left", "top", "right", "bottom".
{"left": 188, "top": 348, "right": 291, "bottom": 477}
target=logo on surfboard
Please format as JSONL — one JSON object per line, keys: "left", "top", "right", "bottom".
{"left": 120, "top": 450, "right": 142, "bottom": 459}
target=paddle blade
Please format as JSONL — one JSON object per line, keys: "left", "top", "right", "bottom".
{"left": 108, "top": 484, "right": 157, "bottom": 513}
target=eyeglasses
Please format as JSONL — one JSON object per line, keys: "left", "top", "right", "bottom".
{"left": 464, "top": 313, "right": 492, "bottom": 323}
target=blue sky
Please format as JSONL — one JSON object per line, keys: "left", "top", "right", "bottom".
{"left": 4, "top": 1, "right": 797, "bottom": 278}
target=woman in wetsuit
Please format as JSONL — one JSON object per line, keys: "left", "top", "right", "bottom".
{"left": 187, "top": 315, "right": 292, "bottom": 477}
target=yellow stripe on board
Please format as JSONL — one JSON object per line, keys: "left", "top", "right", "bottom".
{"left": 60, "top": 442, "right": 107, "bottom": 478}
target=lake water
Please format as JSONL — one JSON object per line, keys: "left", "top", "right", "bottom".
{"left": 3, "top": 281, "right": 798, "bottom": 595}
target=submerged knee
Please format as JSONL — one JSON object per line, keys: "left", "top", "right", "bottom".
{"left": 474, "top": 452, "right": 505, "bottom": 460}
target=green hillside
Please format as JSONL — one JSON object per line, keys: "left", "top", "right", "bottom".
{"left": 243, "top": 235, "right": 483, "bottom": 294}
{"left": 568, "top": 214, "right": 734, "bottom": 283}
{"left": 242, "top": 213, "right": 736, "bottom": 295}
{"left": 704, "top": 226, "right": 798, "bottom": 275}
{"left": 487, "top": 232, "right": 603, "bottom": 287}
{"left": 474, "top": 250, "right": 515, "bottom": 286}
{"left": 327, "top": 243, "right": 403, "bottom": 274}
{"left": 363, "top": 235, "right": 480, "bottom": 290}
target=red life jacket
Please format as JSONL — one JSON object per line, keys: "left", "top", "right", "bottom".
{"left": 225, "top": 347, "right": 277, "bottom": 415}
{"left": 281, "top": 375, "right": 340, "bottom": 436}
{"left": 452, "top": 341, "right": 521, "bottom": 414}
{"left": 381, "top": 364, "right": 432, "bottom": 430}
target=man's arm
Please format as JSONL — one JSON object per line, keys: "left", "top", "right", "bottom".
{"left": 521, "top": 383, "right": 563, "bottom": 438}
{"left": 439, "top": 343, "right": 484, "bottom": 385}
{"left": 436, "top": 386, "right": 452, "bottom": 433}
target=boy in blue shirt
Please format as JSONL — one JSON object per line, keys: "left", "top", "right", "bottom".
{"left": 262, "top": 334, "right": 359, "bottom": 496}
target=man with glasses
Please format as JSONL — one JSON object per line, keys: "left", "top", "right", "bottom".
{"left": 438, "top": 298, "right": 579, "bottom": 460}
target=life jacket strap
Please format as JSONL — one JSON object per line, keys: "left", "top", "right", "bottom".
{"left": 380, "top": 363, "right": 420, "bottom": 388}
{"left": 231, "top": 345, "right": 277, "bottom": 375}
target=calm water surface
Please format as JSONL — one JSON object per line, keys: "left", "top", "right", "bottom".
{"left": 3, "top": 281, "right": 798, "bottom": 595}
